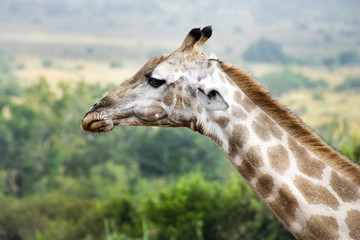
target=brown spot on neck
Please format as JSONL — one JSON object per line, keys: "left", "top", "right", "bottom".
{"left": 252, "top": 119, "right": 271, "bottom": 141}
{"left": 238, "top": 159, "right": 255, "bottom": 181}
{"left": 269, "top": 184, "right": 299, "bottom": 226}
{"left": 246, "top": 145, "right": 264, "bottom": 168}
{"left": 228, "top": 124, "right": 249, "bottom": 158}
{"left": 257, "top": 113, "right": 283, "bottom": 140}
{"left": 298, "top": 215, "right": 339, "bottom": 240}
{"left": 220, "top": 62, "right": 360, "bottom": 185}
{"left": 295, "top": 175, "right": 339, "bottom": 210}
{"left": 288, "top": 136, "right": 325, "bottom": 179}
{"left": 330, "top": 171, "right": 360, "bottom": 202}
{"left": 252, "top": 113, "right": 283, "bottom": 142}
{"left": 233, "top": 91, "right": 256, "bottom": 113}
{"left": 256, "top": 174, "right": 274, "bottom": 198}
{"left": 215, "top": 116, "right": 230, "bottom": 128}
{"left": 346, "top": 210, "right": 360, "bottom": 239}
{"left": 267, "top": 145, "right": 290, "bottom": 175}
{"left": 233, "top": 91, "right": 243, "bottom": 104}
{"left": 231, "top": 106, "right": 247, "bottom": 119}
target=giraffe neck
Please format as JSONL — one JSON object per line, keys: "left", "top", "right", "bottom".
{"left": 196, "top": 63, "right": 360, "bottom": 239}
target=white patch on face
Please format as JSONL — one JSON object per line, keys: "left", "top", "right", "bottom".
{"left": 152, "top": 62, "right": 179, "bottom": 84}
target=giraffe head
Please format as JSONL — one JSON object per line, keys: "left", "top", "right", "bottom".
{"left": 81, "top": 26, "right": 230, "bottom": 133}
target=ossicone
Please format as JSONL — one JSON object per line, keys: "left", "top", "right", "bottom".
{"left": 189, "top": 28, "right": 201, "bottom": 41}
{"left": 201, "top": 26, "right": 212, "bottom": 39}
{"left": 196, "top": 26, "right": 212, "bottom": 47}
{"left": 180, "top": 26, "right": 213, "bottom": 50}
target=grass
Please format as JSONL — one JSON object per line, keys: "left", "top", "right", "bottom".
{"left": 15, "top": 55, "right": 139, "bottom": 89}
{"left": 280, "top": 90, "right": 360, "bottom": 136}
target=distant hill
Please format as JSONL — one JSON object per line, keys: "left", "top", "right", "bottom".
{"left": 0, "top": 0, "right": 359, "bottom": 61}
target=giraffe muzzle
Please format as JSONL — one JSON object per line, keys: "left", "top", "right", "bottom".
{"left": 81, "top": 113, "right": 115, "bottom": 133}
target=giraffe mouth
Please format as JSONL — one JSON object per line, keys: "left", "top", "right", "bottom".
{"left": 81, "top": 114, "right": 115, "bottom": 133}
{"left": 81, "top": 109, "right": 170, "bottom": 133}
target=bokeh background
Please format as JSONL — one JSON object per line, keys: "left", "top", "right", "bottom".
{"left": 0, "top": 1, "right": 359, "bottom": 239}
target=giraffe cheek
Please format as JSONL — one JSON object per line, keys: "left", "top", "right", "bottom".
{"left": 134, "top": 105, "right": 167, "bottom": 122}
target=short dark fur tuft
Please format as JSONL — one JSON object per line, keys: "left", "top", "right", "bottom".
{"left": 189, "top": 28, "right": 201, "bottom": 41}
{"left": 201, "top": 26, "right": 212, "bottom": 38}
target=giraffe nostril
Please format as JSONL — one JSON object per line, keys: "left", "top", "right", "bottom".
{"left": 85, "top": 96, "right": 113, "bottom": 116}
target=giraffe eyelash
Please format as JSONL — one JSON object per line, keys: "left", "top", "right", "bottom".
{"left": 145, "top": 75, "right": 166, "bottom": 88}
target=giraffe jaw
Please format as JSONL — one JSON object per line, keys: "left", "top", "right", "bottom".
{"left": 81, "top": 110, "right": 173, "bottom": 133}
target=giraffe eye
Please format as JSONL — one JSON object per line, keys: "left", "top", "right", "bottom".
{"left": 147, "top": 76, "right": 166, "bottom": 88}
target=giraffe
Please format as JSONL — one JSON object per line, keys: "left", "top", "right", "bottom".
{"left": 81, "top": 26, "right": 360, "bottom": 239}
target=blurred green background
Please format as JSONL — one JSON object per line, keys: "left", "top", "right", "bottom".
{"left": 1, "top": 1, "right": 360, "bottom": 239}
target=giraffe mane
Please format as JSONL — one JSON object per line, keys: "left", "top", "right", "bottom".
{"left": 220, "top": 62, "right": 360, "bottom": 185}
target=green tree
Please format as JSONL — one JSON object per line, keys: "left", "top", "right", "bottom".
{"left": 335, "top": 75, "right": 360, "bottom": 92}
{"left": 322, "top": 57, "right": 337, "bottom": 70}
{"left": 258, "top": 69, "right": 328, "bottom": 96}
{"left": 0, "top": 100, "right": 44, "bottom": 196}
{"left": 145, "top": 173, "right": 293, "bottom": 240}
{"left": 0, "top": 50, "right": 22, "bottom": 97}
{"left": 338, "top": 51, "right": 360, "bottom": 66}
{"left": 242, "top": 38, "right": 285, "bottom": 63}
{"left": 120, "top": 127, "right": 227, "bottom": 177}
{"left": 341, "top": 135, "right": 360, "bottom": 165}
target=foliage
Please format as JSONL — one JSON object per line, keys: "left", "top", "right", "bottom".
{"left": 258, "top": 69, "right": 328, "bottom": 96}
{"left": 110, "top": 60, "right": 124, "bottom": 68}
{"left": 0, "top": 192, "right": 142, "bottom": 240}
{"left": 341, "top": 135, "right": 360, "bottom": 165}
{"left": 42, "top": 59, "right": 53, "bottom": 68}
{"left": 322, "top": 51, "right": 360, "bottom": 69}
{"left": 0, "top": 50, "right": 15, "bottom": 75}
{"left": 0, "top": 173, "right": 293, "bottom": 240}
{"left": 123, "top": 127, "right": 227, "bottom": 177}
{"left": 322, "top": 57, "right": 337, "bottom": 70}
{"left": 338, "top": 51, "right": 360, "bottom": 66}
{"left": 242, "top": 38, "right": 285, "bottom": 63}
{"left": 0, "top": 50, "right": 22, "bottom": 97}
{"left": 145, "top": 173, "right": 293, "bottom": 240}
{"left": 335, "top": 75, "right": 360, "bottom": 92}
{"left": 315, "top": 120, "right": 350, "bottom": 148}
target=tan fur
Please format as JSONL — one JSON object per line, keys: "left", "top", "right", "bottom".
{"left": 220, "top": 62, "right": 360, "bottom": 185}
{"left": 346, "top": 210, "right": 360, "bottom": 239}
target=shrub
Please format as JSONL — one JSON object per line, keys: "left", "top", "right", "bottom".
{"left": 338, "top": 51, "right": 360, "bottom": 66}
{"left": 42, "top": 59, "right": 53, "bottom": 68}
{"left": 312, "top": 92, "right": 324, "bottom": 100}
{"left": 258, "top": 69, "right": 328, "bottom": 96}
{"left": 335, "top": 75, "right": 360, "bottom": 92}
{"left": 0, "top": 192, "right": 143, "bottom": 240}
{"left": 242, "top": 38, "right": 285, "bottom": 63}
{"left": 145, "top": 173, "right": 293, "bottom": 240}
{"left": 341, "top": 135, "right": 360, "bottom": 165}
{"left": 110, "top": 60, "right": 124, "bottom": 68}
{"left": 322, "top": 57, "right": 337, "bottom": 69}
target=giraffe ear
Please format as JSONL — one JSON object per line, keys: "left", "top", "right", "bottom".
{"left": 197, "top": 88, "right": 229, "bottom": 111}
